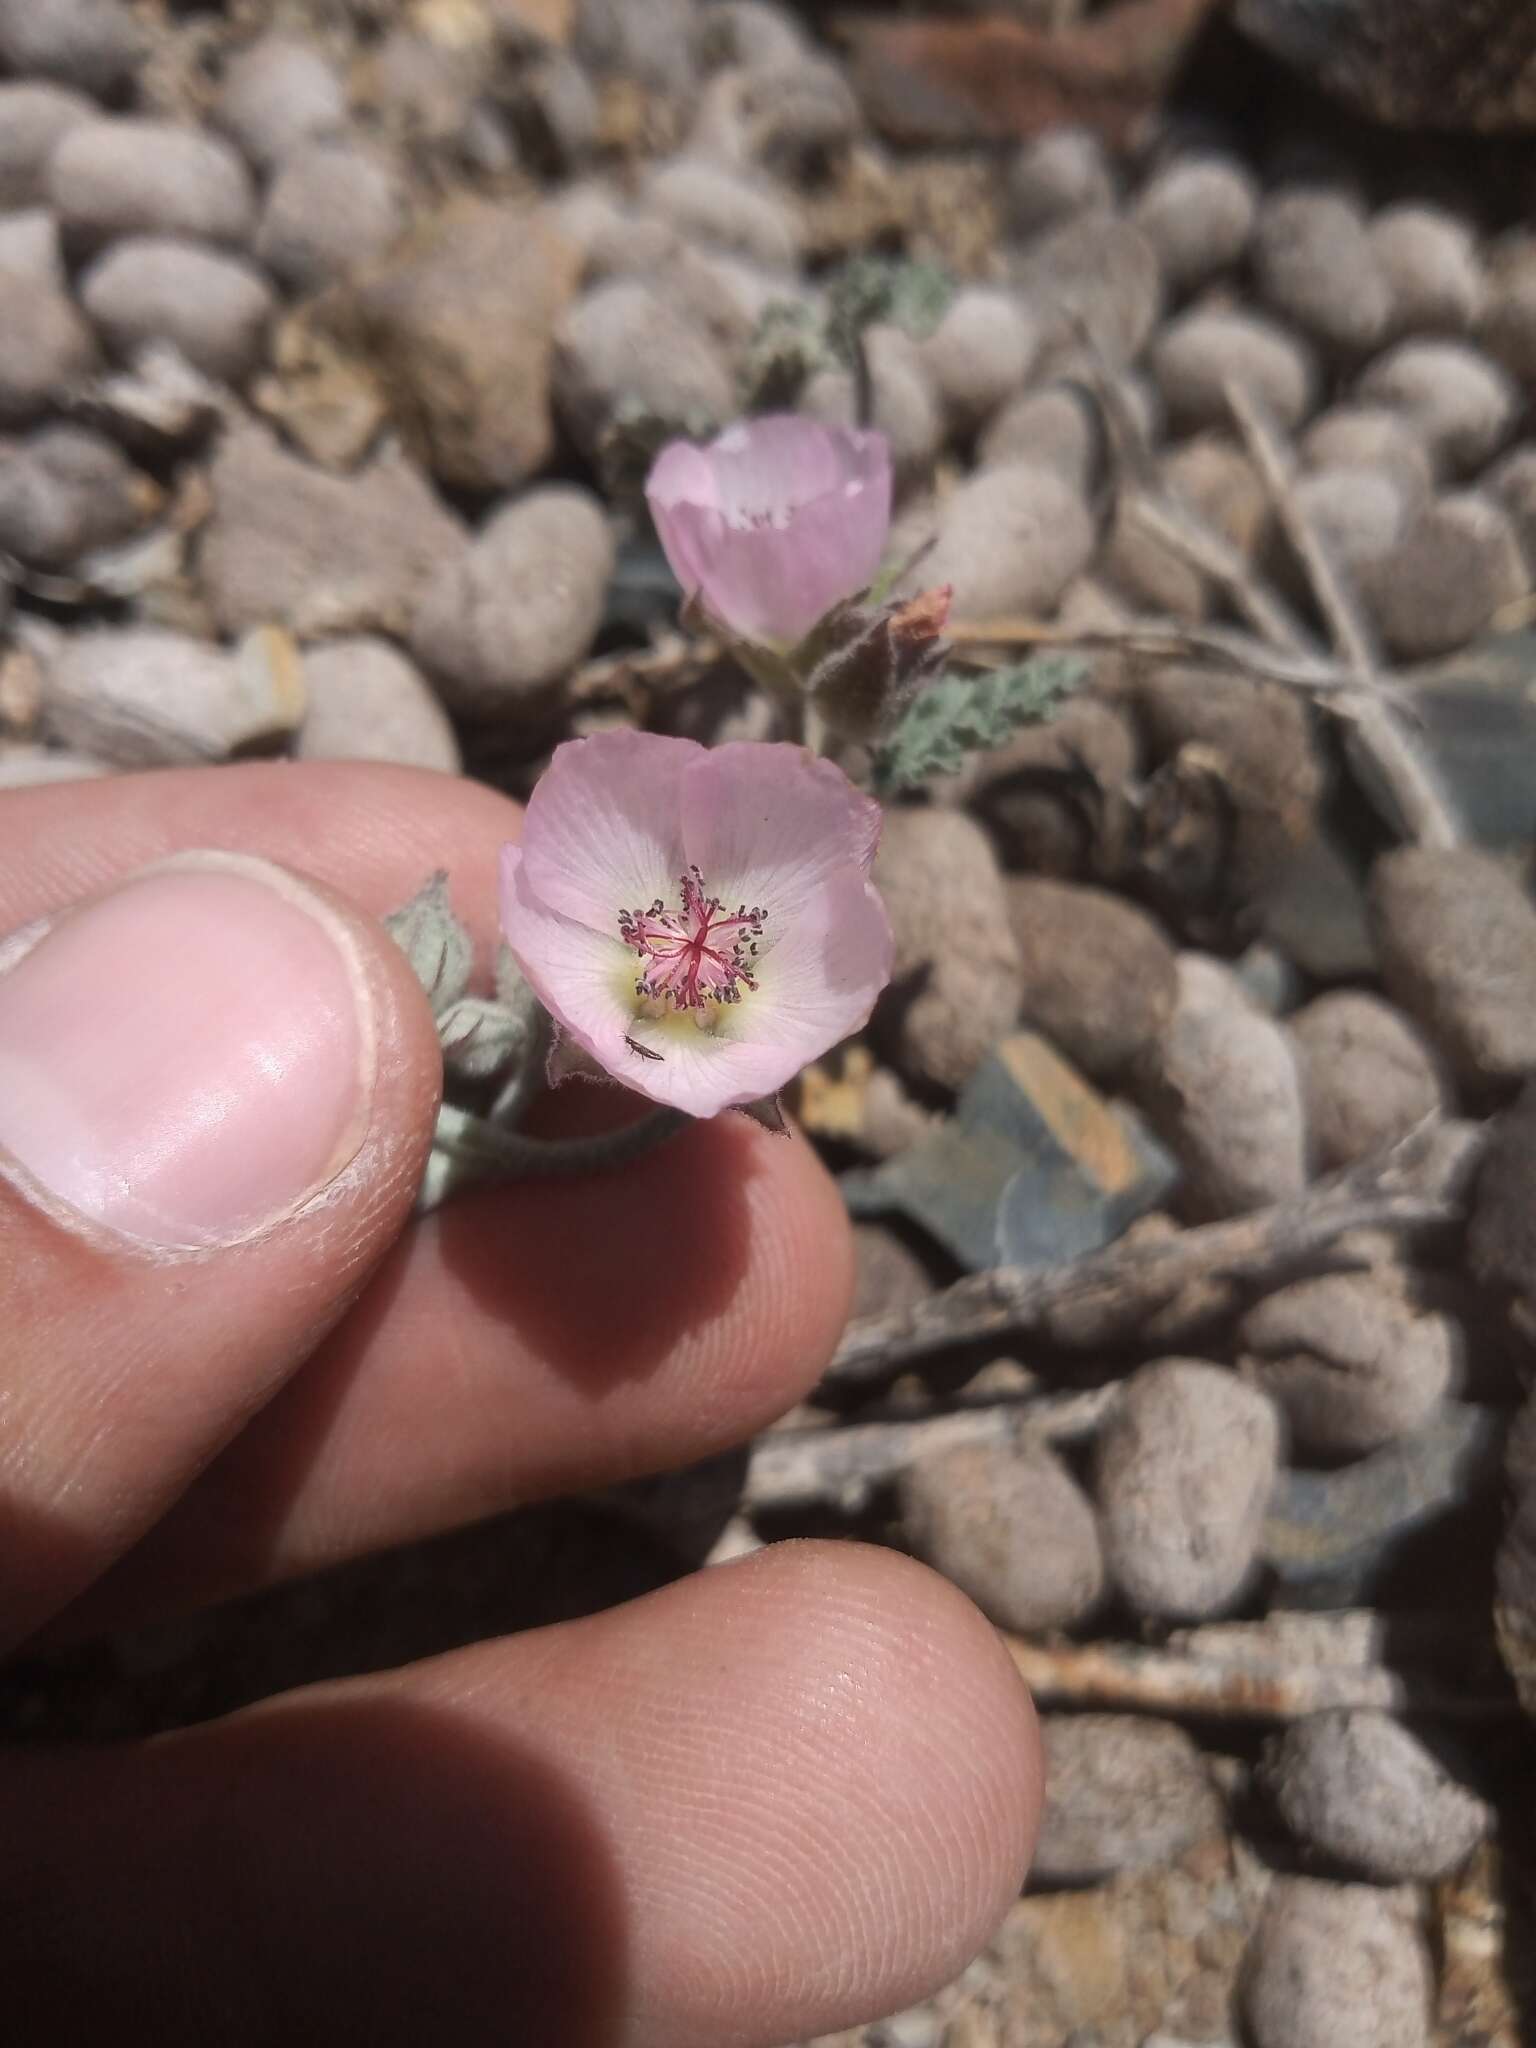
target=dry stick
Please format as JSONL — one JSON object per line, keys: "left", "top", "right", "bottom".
{"left": 743, "top": 1386, "right": 1119, "bottom": 1514}
{"left": 823, "top": 1128, "right": 1479, "bottom": 1388}
{"left": 1223, "top": 378, "right": 1462, "bottom": 851}
{"left": 947, "top": 617, "right": 1361, "bottom": 696}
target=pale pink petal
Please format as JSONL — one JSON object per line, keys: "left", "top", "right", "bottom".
{"left": 645, "top": 416, "right": 893, "bottom": 647}
{"left": 682, "top": 742, "right": 883, "bottom": 933}
{"left": 744, "top": 872, "right": 894, "bottom": 1058}
{"left": 520, "top": 730, "right": 699, "bottom": 937}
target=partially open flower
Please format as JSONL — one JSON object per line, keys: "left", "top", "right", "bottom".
{"left": 646, "top": 414, "right": 893, "bottom": 650}
{"left": 499, "top": 731, "right": 893, "bottom": 1118}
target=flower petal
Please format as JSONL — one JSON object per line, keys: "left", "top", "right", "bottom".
{"left": 519, "top": 731, "right": 698, "bottom": 937}
{"left": 645, "top": 440, "right": 721, "bottom": 606}
{"left": 682, "top": 742, "right": 884, "bottom": 938}
{"left": 744, "top": 871, "right": 894, "bottom": 1059}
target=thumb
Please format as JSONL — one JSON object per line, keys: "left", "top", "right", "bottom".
{"left": 0, "top": 851, "right": 441, "bottom": 1653}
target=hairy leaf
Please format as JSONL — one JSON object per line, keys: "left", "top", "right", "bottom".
{"left": 383, "top": 872, "right": 474, "bottom": 1017}
{"left": 872, "top": 654, "right": 1087, "bottom": 795}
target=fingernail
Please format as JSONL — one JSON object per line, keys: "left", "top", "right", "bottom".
{"left": 0, "top": 853, "right": 376, "bottom": 1250}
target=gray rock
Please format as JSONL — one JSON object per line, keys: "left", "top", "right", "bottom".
{"left": 1258, "top": 830, "right": 1378, "bottom": 983}
{"left": 911, "top": 462, "right": 1094, "bottom": 623}
{"left": 553, "top": 278, "right": 735, "bottom": 456}
{"left": 1131, "top": 154, "right": 1259, "bottom": 293}
{"left": 256, "top": 142, "right": 404, "bottom": 297}
{"left": 694, "top": 2, "right": 805, "bottom": 71}
{"left": 1242, "top": 1879, "right": 1432, "bottom": 2048}
{"left": 1253, "top": 187, "right": 1392, "bottom": 354}
{"left": 0, "top": 0, "right": 141, "bottom": 99}
{"left": 1486, "top": 442, "right": 1536, "bottom": 567}
{"left": 1360, "top": 492, "right": 1528, "bottom": 662}
{"left": 1479, "top": 229, "right": 1536, "bottom": 384}
{"left": 212, "top": 35, "right": 348, "bottom": 175}
{"left": 0, "top": 744, "right": 113, "bottom": 787}
{"left": 1370, "top": 204, "right": 1484, "bottom": 338}
{"left": 849, "top": 1220, "right": 932, "bottom": 1323}
{"left": 1006, "top": 128, "right": 1116, "bottom": 239}
{"left": 1138, "top": 953, "right": 1307, "bottom": 1217}
{"left": 410, "top": 484, "right": 613, "bottom": 719}
{"left": 1263, "top": 1711, "right": 1487, "bottom": 1880}
{"left": 0, "top": 423, "right": 155, "bottom": 571}
{"left": 1109, "top": 435, "right": 1269, "bottom": 620}
{"left": 1152, "top": 308, "right": 1317, "bottom": 435}
{"left": 504, "top": 49, "right": 601, "bottom": 174}
{"left": 641, "top": 157, "right": 798, "bottom": 271}
{"left": 1006, "top": 877, "right": 1177, "bottom": 1082}
{"left": 0, "top": 273, "right": 97, "bottom": 426}
{"left": 1263, "top": 1402, "right": 1507, "bottom": 1603}
{"left": 1241, "top": 1272, "right": 1457, "bottom": 1458}
{"left": 1288, "top": 466, "right": 1411, "bottom": 586}
{"left": 1032, "top": 1715, "right": 1223, "bottom": 1884}
{"left": 48, "top": 119, "right": 256, "bottom": 253}
{"left": 40, "top": 627, "right": 305, "bottom": 767}
{"left": 918, "top": 288, "right": 1039, "bottom": 435}
{"left": 326, "top": 201, "right": 578, "bottom": 495}
{"left": 200, "top": 422, "right": 465, "bottom": 640}
{"left": 898, "top": 1441, "right": 1104, "bottom": 1634}
{"left": 978, "top": 384, "right": 1101, "bottom": 490}
{"left": 1357, "top": 339, "right": 1519, "bottom": 477}
{"left": 803, "top": 324, "right": 944, "bottom": 485}
{"left": 1468, "top": 1079, "right": 1536, "bottom": 1350}
{"left": 1290, "top": 991, "right": 1447, "bottom": 1171}
{"left": 1372, "top": 846, "right": 1536, "bottom": 1089}
{"left": 0, "top": 82, "right": 93, "bottom": 209}
{"left": 1093, "top": 1357, "right": 1280, "bottom": 1619}
{"left": 0, "top": 208, "right": 66, "bottom": 291}
{"left": 965, "top": 692, "right": 1140, "bottom": 881}
{"left": 1013, "top": 215, "right": 1162, "bottom": 369}
{"left": 730, "top": 56, "right": 861, "bottom": 179}
{"left": 296, "top": 637, "right": 460, "bottom": 775}
{"left": 80, "top": 238, "right": 274, "bottom": 386}
{"left": 874, "top": 808, "right": 1024, "bottom": 1092}
{"left": 1299, "top": 404, "right": 1434, "bottom": 504}
{"left": 574, "top": 0, "right": 698, "bottom": 97}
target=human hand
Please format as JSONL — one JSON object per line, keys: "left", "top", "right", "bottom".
{"left": 0, "top": 762, "right": 1040, "bottom": 2048}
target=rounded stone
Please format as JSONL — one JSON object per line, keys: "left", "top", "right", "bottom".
{"left": 297, "top": 637, "right": 460, "bottom": 775}
{"left": 978, "top": 384, "right": 1101, "bottom": 491}
{"left": 0, "top": 275, "right": 98, "bottom": 427}
{"left": 1289, "top": 465, "right": 1411, "bottom": 582}
{"left": 80, "top": 238, "right": 274, "bottom": 386}
{"left": 0, "top": 423, "right": 155, "bottom": 571}
{"left": 850, "top": 1221, "right": 932, "bottom": 1323}
{"left": 1137, "top": 955, "right": 1307, "bottom": 1218}
{"left": 640, "top": 157, "right": 799, "bottom": 271}
{"left": 1299, "top": 404, "right": 1434, "bottom": 505}
{"left": 1013, "top": 215, "right": 1162, "bottom": 368}
{"left": 1480, "top": 230, "right": 1536, "bottom": 383}
{"left": 1093, "top": 1357, "right": 1280, "bottom": 1620}
{"left": 1006, "top": 127, "right": 1116, "bottom": 239}
{"left": 1371, "top": 845, "right": 1536, "bottom": 1090}
{"left": 40, "top": 627, "right": 304, "bottom": 767}
{"left": 1357, "top": 339, "right": 1519, "bottom": 477}
{"left": 1370, "top": 204, "right": 1484, "bottom": 338}
{"left": 898, "top": 1441, "right": 1104, "bottom": 1634}
{"left": 256, "top": 142, "right": 404, "bottom": 297}
{"left": 1359, "top": 492, "right": 1528, "bottom": 662}
{"left": 1006, "top": 876, "right": 1177, "bottom": 1082}
{"left": 918, "top": 288, "right": 1039, "bottom": 435}
{"left": 803, "top": 324, "right": 944, "bottom": 483}
{"left": 212, "top": 35, "right": 348, "bottom": 175}
{"left": 1263, "top": 1710, "right": 1487, "bottom": 1880}
{"left": 553, "top": 278, "right": 736, "bottom": 457}
{"left": 694, "top": 2, "right": 806, "bottom": 71}
{"left": 410, "top": 484, "right": 614, "bottom": 718}
{"left": 1132, "top": 153, "right": 1258, "bottom": 293}
{"left": 1254, "top": 187, "right": 1392, "bottom": 355}
{"left": 915, "top": 462, "right": 1095, "bottom": 623}
{"left": 873, "top": 807, "right": 1024, "bottom": 1092}
{"left": 1032, "top": 1715, "right": 1224, "bottom": 1884}
{"left": 0, "top": 0, "right": 142, "bottom": 99}
{"left": 0, "top": 81, "right": 94, "bottom": 210}
{"left": 1486, "top": 443, "right": 1536, "bottom": 567}
{"left": 1290, "top": 990, "right": 1447, "bottom": 1171}
{"left": 48, "top": 118, "right": 256, "bottom": 253}
{"left": 1242, "top": 1879, "right": 1432, "bottom": 2048}
{"left": 1152, "top": 308, "right": 1317, "bottom": 435}
{"left": 574, "top": 0, "right": 699, "bottom": 98}
{"left": 1240, "top": 1272, "right": 1457, "bottom": 1458}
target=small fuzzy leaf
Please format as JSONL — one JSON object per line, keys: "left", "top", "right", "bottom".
{"left": 740, "top": 298, "right": 834, "bottom": 409}
{"left": 383, "top": 872, "right": 473, "bottom": 1017}
{"left": 826, "top": 256, "right": 954, "bottom": 360}
{"left": 872, "top": 655, "right": 1087, "bottom": 795}
{"left": 437, "top": 995, "right": 534, "bottom": 1085}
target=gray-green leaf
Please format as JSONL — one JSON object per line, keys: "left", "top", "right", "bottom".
{"left": 872, "top": 655, "right": 1087, "bottom": 796}
{"left": 383, "top": 872, "right": 474, "bottom": 1017}
{"left": 437, "top": 994, "right": 534, "bottom": 1085}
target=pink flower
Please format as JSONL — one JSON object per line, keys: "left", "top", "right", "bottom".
{"left": 499, "top": 732, "right": 894, "bottom": 1119}
{"left": 646, "top": 414, "right": 893, "bottom": 649}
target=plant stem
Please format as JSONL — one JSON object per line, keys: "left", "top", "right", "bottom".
{"left": 417, "top": 1100, "right": 688, "bottom": 1211}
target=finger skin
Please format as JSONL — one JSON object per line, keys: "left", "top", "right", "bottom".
{"left": 1, "top": 1543, "right": 1042, "bottom": 2048}
{"left": 0, "top": 859, "right": 442, "bottom": 1652}
{"left": 59, "top": 1112, "right": 853, "bottom": 1632}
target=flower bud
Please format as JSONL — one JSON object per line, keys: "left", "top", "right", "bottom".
{"left": 802, "top": 585, "right": 953, "bottom": 742}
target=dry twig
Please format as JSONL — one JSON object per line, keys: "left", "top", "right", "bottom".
{"left": 823, "top": 1125, "right": 1482, "bottom": 1388}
